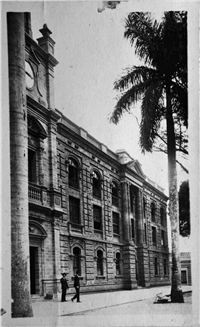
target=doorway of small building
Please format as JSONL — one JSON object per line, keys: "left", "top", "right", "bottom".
{"left": 30, "top": 246, "right": 39, "bottom": 294}
{"left": 181, "top": 269, "right": 188, "bottom": 284}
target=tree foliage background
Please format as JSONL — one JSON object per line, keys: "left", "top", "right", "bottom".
{"left": 179, "top": 180, "right": 190, "bottom": 237}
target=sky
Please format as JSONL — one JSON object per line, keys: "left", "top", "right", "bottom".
{"left": 1, "top": 1, "right": 191, "bottom": 194}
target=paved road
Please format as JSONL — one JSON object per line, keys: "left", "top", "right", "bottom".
{"left": 2, "top": 285, "right": 197, "bottom": 327}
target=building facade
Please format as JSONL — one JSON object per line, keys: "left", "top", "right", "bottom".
{"left": 20, "top": 15, "right": 170, "bottom": 297}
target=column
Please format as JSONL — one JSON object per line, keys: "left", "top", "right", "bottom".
{"left": 7, "top": 12, "right": 33, "bottom": 317}
{"left": 137, "top": 188, "right": 143, "bottom": 244}
{"left": 136, "top": 189, "right": 150, "bottom": 287}
{"left": 53, "top": 223, "right": 61, "bottom": 295}
{"left": 121, "top": 182, "right": 137, "bottom": 289}
{"left": 121, "top": 181, "right": 130, "bottom": 242}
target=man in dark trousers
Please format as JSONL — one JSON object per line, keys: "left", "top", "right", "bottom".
{"left": 71, "top": 270, "right": 81, "bottom": 302}
{"left": 60, "top": 273, "right": 69, "bottom": 302}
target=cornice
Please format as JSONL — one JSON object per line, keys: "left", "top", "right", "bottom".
{"left": 25, "top": 32, "right": 59, "bottom": 68}
{"left": 57, "top": 121, "right": 121, "bottom": 169}
{"left": 27, "top": 95, "right": 61, "bottom": 123}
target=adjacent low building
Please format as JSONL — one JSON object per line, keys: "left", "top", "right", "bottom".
{"left": 180, "top": 252, "right": 192, "bottom": 285}
{"left": 13, "top": 14, "right": 170, "bottom": 297}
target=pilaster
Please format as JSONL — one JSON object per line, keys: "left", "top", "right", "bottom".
{"left": 53, "top": 221, "right": 61, "bottom": 294}
{"left": 137, "top": 246, "right": 150, "bottom": 287}
{"left": 121, "top": 181, "right": 130, "bottom": 241}
{"left": 122, "top": 243, "right": 137, "bottom": 289}
{"left": 137, "top": 188, "right": 143, "bottom": 244}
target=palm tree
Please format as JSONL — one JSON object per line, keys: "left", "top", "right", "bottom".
{"left": 111, "top": 11, "right": 187, "bottom": 302}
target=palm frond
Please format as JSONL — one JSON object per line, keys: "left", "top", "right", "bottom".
{"left": 114, "top": 66, "right": 158, "bottom": 91}
{"left": 124, "top": 12, "right": 163, "bottom": 66}
{"left": 139, "top": 81, "right": 165, "bottom": 152}
{"left": 111, "top": 66, "right": 159, "bottom": 124}
{"left": 110, "top": 85, "right": 143, "bottom": 124}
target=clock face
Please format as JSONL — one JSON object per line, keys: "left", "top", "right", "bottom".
{"left": 25, "top": 61, "right": 34, "bottom": 89}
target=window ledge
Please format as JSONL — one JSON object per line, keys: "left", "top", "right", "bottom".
{"left": 94, "top": 229, "right": 103, "bottom": 234}
{"left": 115, "top": 275, "right": 122, "bottom": 279}
{"left": 96, "top": 276, "right": 105, "bottom": 280}
{"left": 69, "top": 185, "right": 80, "bottom": 191}
{"left": 71, "top": 276, "right": 84, "bottom": 281}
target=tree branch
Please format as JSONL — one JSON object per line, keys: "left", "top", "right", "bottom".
{"left": 153, "top": 145, "right": 188, "bottom": 173}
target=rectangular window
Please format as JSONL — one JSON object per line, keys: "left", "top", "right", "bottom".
{"left": 69, "top": 196, "right": 80, "bottom": 224}
{"left": 152, "top": 226, "right": 157, "bottom": 245}
{"left": 93, "top": 205, "right": 102, "bottom": 231}
{"left": 28, "top": 149, "right": 37, "bottom": 183}
{"left": 163, "top": 258, "right": 167, "bottom": 276}
{"left": 161, "top": 230, "right": 166, "bottom": 246}
{"left": 113, "top": 212, "right": 119, "bottom": 235}
{"left": 69, "top": 165, "right": 79, "bottom": 188}
{"left": 144, "top": 222, "right": 147, "bottom": 243}
{"left": 131, "top": 219, "right": 135, "bottom": 240}
{"left": 181, "top": 270, "right": 187, "bottom": 284}
{"left": 130, "top": 195, "right": 136, "bottom": 214}
{"left": 112, "top": 194, "right": 118, "bottom": 206}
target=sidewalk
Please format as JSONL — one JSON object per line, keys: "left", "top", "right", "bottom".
{"left": 32, "top": 285, "right": 193, "bottom": 317}
{"left": 1, "top": 285, "right": 193, "bottom": 327}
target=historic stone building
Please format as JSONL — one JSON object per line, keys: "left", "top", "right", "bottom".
{"left": 21, "top": 15, "right": 170, "bottom": 297}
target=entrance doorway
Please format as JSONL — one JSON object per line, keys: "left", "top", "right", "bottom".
{"left": 30, "top": 246, "right": 39, "bottom": 294}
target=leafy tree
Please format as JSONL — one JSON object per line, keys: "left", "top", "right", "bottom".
{"left": 111, "top": 11, "right": 187, "bottom": 302}
{"left": 179, "top": 180, "right": 190, "bottom": 236}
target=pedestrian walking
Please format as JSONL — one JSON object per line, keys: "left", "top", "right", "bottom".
{"left": 60, "top": 273, "right": 69, "bottom": 302}
{"left": 71, "top": 270, "right": 81, "bottom": 302}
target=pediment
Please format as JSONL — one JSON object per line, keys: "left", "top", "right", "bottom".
{"left": 126, "top": 160, "right": 145, "bottom": 178}
{"left": 29, "top": 220, "right": 47, "bottom": 238}
{"left": 28, "top": 115, "right": 47, "bottom": 139}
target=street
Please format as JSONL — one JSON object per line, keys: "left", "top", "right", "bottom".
{"left": 1, "top": 285, "right": 197, "bottom": 327}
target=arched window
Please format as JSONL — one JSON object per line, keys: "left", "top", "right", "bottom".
{"left": 154, "top": 257, "right": 158, "bottom": 276}
{"left": 112, "top": 181, "right": 118, "bottom": 206}
{"left": 28, "top": 115, "right": 47, "bottom": 186}
{"left": 160, "top": 207, "right": 164, "bottom": 226}
{"left": 144, "top": 222, "right": 147, "bottom": 243}
{"left": 143, "top": 197, "right": 146, "bottom": 219}
{"left": 97, "top": 250, "right": 103, "bottom": 276}
{"left": 116, "top": 252, "right": 121, "bottom": 275}
{"left": 131, "top": 218, "right": 135, "bottom": 240}
{"left": 73, "top": 247, "right": 81, "bottom": 276}
{"left": 163, "top": 258, "right": 167, "bottom": 276}
{"left": 151, "top": 202, "right": 156, "bottom": 222}
{"left": 93, "top": 171, "right": 101, "bottom": 198}
{"left": 69, "top": 158, "right": 79, "bottom": 189}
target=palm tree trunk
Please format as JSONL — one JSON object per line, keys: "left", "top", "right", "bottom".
{"left": 7, "top": 13, "right": 33, "bottom": 317}
{"left": 166, "top": 83, "right": 184, "bottom": 303}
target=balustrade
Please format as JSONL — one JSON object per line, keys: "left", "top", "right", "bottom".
{"left": 28, "top": 184, "right": 42, "bottom": 202}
